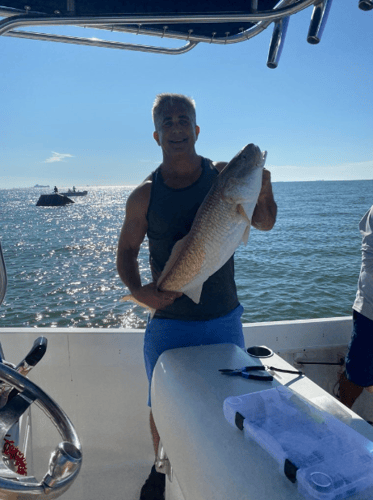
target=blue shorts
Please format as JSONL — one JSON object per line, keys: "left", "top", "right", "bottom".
{"left": 144, "top": 304, "right": 245, "bottom": 406}
{"left": 345, "top": 310, "right": 373, "bottom": 387}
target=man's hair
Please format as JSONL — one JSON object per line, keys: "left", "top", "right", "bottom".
{"left": 152, "top": 93, "right": 196, "bottom": 131}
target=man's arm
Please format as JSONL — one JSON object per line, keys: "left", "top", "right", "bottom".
{"left": 213, "top": 162, "right": 277, "bottom": 231}
{"left": 116, "top": 181, "right": 182, "bottom": 310}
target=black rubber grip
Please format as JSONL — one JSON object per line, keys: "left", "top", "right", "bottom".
{"left": 19, "top": 337, "right": 48, "bottom": 368}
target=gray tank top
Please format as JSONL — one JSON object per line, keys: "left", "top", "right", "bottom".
{"left": 146, "top": 157, "right": 239, "bottom": 320}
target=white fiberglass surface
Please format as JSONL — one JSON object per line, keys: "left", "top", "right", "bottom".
{"left": 0, "top": 331, "right": 154, "bottom": 500}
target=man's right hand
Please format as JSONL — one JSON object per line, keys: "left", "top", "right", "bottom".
{"left": 132, "top": 283, "right": 183, "bottom": 311}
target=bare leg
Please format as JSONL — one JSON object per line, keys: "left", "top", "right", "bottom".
{"left": 339, "top": 371, "right": 364, "bottom": 409}
{"left": 139, "top": 412, "right": 165, "bottom": 499}
{"left": 150, "top": 410, "right": 160, "bottom": 456}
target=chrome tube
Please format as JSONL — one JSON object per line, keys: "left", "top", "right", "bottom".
{"left": 0, "top": 363, "right": 82, "bottom": 499}
{"left": 4, "top": 29, "right": 198, "bottom": 54}
{"left": 307, "top": 0, "right": 333, "bottom": 44}
{"left": 0, "top": 364, "right": 81, "bottom": 452}
{"left": 267, "top": 16, "right": 290, "bottom": 68}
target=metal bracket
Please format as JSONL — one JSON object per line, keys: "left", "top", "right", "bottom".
{"left": 155, "top": 441, "right": 173, "bottom": 482}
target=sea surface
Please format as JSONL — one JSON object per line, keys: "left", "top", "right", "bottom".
{"left": 0, "top": 181, "right": 372, "bottom": 329}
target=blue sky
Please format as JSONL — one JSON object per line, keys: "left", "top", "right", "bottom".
{"left": 1, "top": 1, "right": 372, "bottom": 188}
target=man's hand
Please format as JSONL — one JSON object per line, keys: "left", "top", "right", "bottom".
{"left": 258, "top": 168, "right": 272, "bottom": 200}
{"left": 132, "top": 283, "right": 183, "bottom": 311}
{"left": 251, "top": 168, "right": 277, "bottom": 231}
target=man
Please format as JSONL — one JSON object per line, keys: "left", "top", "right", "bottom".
{"left": 117, "top": 93, "right": 277, "bottom": 500}
{"left": 339, "top": 205, "right": 373, "bottom": 409}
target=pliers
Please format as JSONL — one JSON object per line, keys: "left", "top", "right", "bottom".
{"left": 219, "top": 365, "right": 273, "bottom": 381}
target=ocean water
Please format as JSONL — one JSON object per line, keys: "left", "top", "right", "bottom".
{"left": 0, "top": 181, "right": 372, "bottom": 328}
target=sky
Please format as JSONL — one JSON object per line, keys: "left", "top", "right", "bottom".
{"left": 1, "top": 0, "right": 372, "bottom": 189}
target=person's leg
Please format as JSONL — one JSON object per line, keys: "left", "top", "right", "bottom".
{"left": 140, "top": 320, "right": 167, "bottom": 500}
{"left": 149, "top": 410, "right": 160, "bottom": 456}
{"left": 140, "top": 306, "right": 245, "bottom": 498}
{"left": 340, "top": 310, "right": 373, "bottom": 409}
{"left": 139, "top": 411, "right": 164, "bottom": 500}
{"left": 338, "top": 370, "right": 364, "bottom": 409}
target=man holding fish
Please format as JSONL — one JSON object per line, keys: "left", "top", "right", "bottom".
{"left": 117, "top": 93, "right": 277, "bottom": 500}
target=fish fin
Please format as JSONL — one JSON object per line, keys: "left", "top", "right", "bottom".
{"left": 242, "top": 225, "right": 251, "bottom": 246}
{"left": 184, "top": 284, "right": 204, "bottom": 304}
{"left": 121, "top": 294, "right": 156, "bottom": 316}
{"left": 236, "top": 204, "right": 251, "bottom": 245}
{"left": 121, "top": 293, "right": 135, "bottom": 303}
{"left": 236, "top": 204, "right": 251, "bottom": 225}
{"left": 157, "top": 235, "right": 188, "bottom": 288}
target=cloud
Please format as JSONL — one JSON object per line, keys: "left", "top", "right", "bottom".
{"left": 44, "top": 152, "right": 74, "bottom": 163}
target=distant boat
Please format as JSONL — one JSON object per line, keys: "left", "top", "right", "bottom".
{"left": 34, "top": 184, "right": 50, "bottom": 188}
{"left": 60, "top": 189, "right": 88, "bottom": 197}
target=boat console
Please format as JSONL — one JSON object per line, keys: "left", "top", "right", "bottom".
{"left": 0, "top": 0, "right": 371, "bottom": 68}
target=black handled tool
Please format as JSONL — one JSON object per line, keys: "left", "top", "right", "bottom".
{"left": 219, "top": 365, "right": 274, "bottom": 381}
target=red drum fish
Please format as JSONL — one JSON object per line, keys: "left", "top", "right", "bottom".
{"left": 122, "top": 143, "right": 266, "bottom": 308}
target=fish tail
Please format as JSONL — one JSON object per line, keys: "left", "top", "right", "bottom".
{"left": 121, "top": 294, "right": 155, "bottom": 316}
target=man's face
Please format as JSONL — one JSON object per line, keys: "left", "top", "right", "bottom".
{"left": 153, "top": 102, "right": 200, "bottom": 156}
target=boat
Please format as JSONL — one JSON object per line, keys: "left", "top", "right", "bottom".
{"left": 1, "top": 318, "right": 373, "bottom": 500}
{"left": 1, "top": 1, "right": 372, "bottom": 499}
{"left": 60, "top": 190, "right": 88, "bottom": 197}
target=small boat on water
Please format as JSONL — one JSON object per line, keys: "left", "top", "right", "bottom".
{"left": 60, "top": 189, "right": 88, "bottom": 197}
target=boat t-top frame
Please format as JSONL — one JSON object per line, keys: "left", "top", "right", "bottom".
{"left": 0, "top": 0, "right": 372, "bottom": 68}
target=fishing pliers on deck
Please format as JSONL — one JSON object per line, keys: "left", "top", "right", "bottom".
{"left": 219, "top": 365, "right": 274, "bottom": 381}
